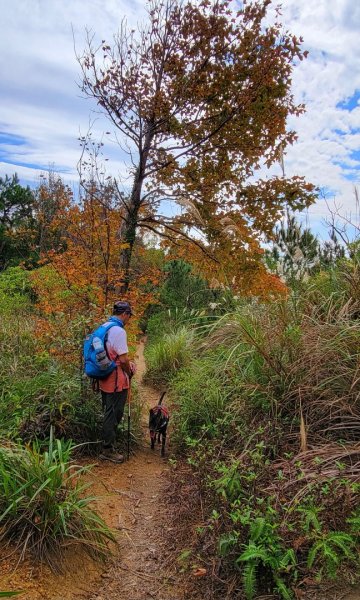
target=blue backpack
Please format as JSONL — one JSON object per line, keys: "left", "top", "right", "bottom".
{"left": 83, "top": 317, "right": 124, "bottom": 379}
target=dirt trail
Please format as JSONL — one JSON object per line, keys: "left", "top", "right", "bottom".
{"left": 85, "top": 338, "right": 181, "bottom": 600}
{"left": 0, "top": 339, "right": 183, "bottom": 600}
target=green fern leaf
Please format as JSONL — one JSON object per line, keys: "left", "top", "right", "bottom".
{"left": 250, "top": 517, "right": 266, "bottom": 542}
{"left": 219, "top": 532, "right": 237, "bottom": 557}
{"left": 237, "top": 543, "right": 268, "bottom": 564}
{"left": 243, "top": 562, "right": 257, "bottom": 600}
{"left": 274, "top": 575, "right": 294, "bottom": 600}
{"left": 347, "top": 516, "right": 360, "bottom": 536}
{"left": 279, "top": 548, "right": 297, "bottom": 569}
{"left": 327, "top": 532, "right": 355, "bottom": 558}
{"left": 307, "top": 541, "right": 321, "bottom": 568}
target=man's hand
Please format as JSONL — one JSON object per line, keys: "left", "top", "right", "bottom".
{"left": 129, "top": 361, "right": 137, "bottom": 378}
{"left": 119, "top": 354, "right": 136, "bottom": 378}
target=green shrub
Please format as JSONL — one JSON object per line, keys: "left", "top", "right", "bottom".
{"left": 145, "top": 325, "right": 194, "bottom": 384}
{"left": 0, "top": 266, "right": 32, "bottom": 315}
{"left": 145, "top": 310, "right": 176, "bottom": 343}
{"left": 170, "top": 351, "right": 233, "bottom": 444}
{"left": 145, "top": 307, "right": 214, "bottom": 343}
{"left": 0, "top": 432, "right": 115, "bottom": 570}
{"left": 166, "top": 283, "right": 360, "bottom": 597}
{"left": 0, "top": 305, "right": 103, "bottom": 447}
{"left": 0, "top": 355, "right": 99, "bottom": 443}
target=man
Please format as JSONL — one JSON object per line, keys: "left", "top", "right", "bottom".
{"left": 99, "top": 300, "right": 136, "bottom": 463}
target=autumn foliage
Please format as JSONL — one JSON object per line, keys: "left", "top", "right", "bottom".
{"left": 78, "top": 0, "right": 315, "bottom": 293}
{"left": 22, "top": 0, "right": 319, "bottom": 355}
{"left": 31, "top": 175, "right": 161, "bottom": 359}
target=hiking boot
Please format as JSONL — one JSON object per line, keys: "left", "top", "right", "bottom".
{"left": 99, "top": 448, "right": 124, "bottom": 463}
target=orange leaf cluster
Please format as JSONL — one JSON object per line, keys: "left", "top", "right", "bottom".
{"left": 31, "top": 178, "right": 161, "bottom": 361}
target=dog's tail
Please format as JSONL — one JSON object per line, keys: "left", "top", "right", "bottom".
{"left": 158, "top": 391, "right": 166, "bottom": 406}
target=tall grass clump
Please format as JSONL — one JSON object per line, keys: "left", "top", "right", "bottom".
{"left": 145, "top": 325, "right": 195, "bottom": 384}
{"left": 199, "top": 294, "right": 360, "bottom": 445}
{"left": 0, "top": 432, "right": 115, "bottom": 570}
{"left": 170, "top": 350, "right": 236, "bottom": 446}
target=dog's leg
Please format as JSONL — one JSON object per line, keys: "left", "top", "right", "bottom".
{"left": 158, "top": 432, "right": 161, "bottom": 444}
{"left": 150, "top": 431, "right": 155, "bottom": 450}
{"left": 161, "top": 432, "right": 166, "bottom": 457}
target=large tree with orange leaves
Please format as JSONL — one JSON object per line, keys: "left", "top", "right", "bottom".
{"left": 78, "top": 0, "right": 314, "bottom": 293}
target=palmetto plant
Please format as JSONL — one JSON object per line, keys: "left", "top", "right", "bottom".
{"left": 0, "top": 430, "right": 115, "bottom": 570}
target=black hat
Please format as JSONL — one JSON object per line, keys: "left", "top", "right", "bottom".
{"left": 113, "top": 300, "right": 134, "bottom": 315}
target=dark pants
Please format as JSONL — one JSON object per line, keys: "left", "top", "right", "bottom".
{"left": 101, "top": 389, "right": 128, "bottom": 449}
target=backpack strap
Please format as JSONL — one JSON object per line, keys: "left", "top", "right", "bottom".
{"left": 107, "top": 316, "right": 124, "bottom": 327}
{"left": 95, "top": 320, "right": 123, "bottom": 351}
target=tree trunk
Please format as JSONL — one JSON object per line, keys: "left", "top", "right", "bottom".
{"left": 117, "top": 129, "right": 154, "bottom": 294}
{"left": 118, "top": 192, "right": 140, "bottom": 294}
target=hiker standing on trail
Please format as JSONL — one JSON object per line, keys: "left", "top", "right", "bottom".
{"left": 99, "top": 301, "right": 136, "bottom": 463}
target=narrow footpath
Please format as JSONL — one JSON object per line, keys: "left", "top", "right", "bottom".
{"left": 85, "top": 338, "right": 182, "bottom": 600}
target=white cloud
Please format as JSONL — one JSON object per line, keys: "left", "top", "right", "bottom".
{"left": 0, "top": 0, "right": 359, "bottom": 237}
{"left": 0, "top": 0, "right": 145, "bottom": 185}
{"left": 270, "top": 0, "right": 360, "bottom": 231}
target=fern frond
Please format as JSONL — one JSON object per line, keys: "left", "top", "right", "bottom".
{"left": 307, "top": 541, "right": 321, "bottom": 568}
{"left": 297, "top": 506, "right": 322, "bottom": 533}
{"left": 243, "top": 562, "right": 257, "bottom": 600}
{"left": 279, "top": 548, "right": 297, "bottom": 569}
{"left": 249, "top": 517, "right": 266, "bottom": 542}
{"left": 237, "top": 542, "right": 268, "bottom": 564}
{"left": 347, "top": 515, "right": 360, "bottom": 536}
{"left": 327, "top": 532, "right": 355, "bottom": 558}
{"left": 322, "top": 544, "right": 339, "bottom": 567}
{"left": 274, "top": 575, "right": 294, "bottom": 600}
{"left": 219, "top": 532, "right": 238, "bottom": 557}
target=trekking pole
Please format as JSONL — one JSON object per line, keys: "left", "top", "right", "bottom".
{"left": 127, "top": 384, "right": 131, "bottom": 461}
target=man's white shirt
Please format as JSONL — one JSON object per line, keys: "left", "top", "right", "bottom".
{"left": 105, "top": 323, "right": 128, "bottom": 356}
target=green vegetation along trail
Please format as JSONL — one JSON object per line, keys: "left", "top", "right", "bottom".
{"left": 1, "top": 339, "right": 359, "bottom": 599}
{"left": 0, "top": 340, "right": 184, "bottom": 600}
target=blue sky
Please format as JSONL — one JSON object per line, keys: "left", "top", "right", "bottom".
{"left": 0, "top": 0, "right": 359, "bottom": 239}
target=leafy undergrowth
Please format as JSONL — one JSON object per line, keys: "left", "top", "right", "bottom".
{"left": 149, "top": 270, "right": 360, "bottom": 599}
{"left": 168, "top": 436, "right": 359, "bottom": 599}
{"left": 0, "top": 271, "right": 142, "bottom": 454}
